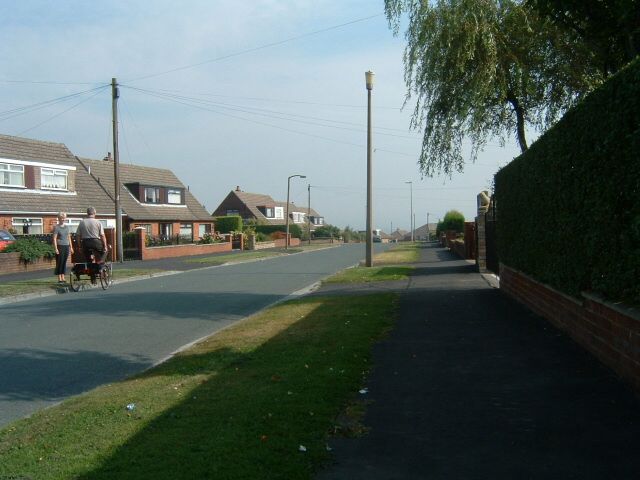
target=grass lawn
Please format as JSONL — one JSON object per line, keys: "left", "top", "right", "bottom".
{"left": 185, "top": 244, "right": 337, "bottom": 266}
{"left": 323, "top": 243, "right": 421, "bottom": 284}
{"left": 0, "top": 269, "right": 162, "bottom": 298}
{"left": 0, "top": 294, "right": 396, "bottom": 479}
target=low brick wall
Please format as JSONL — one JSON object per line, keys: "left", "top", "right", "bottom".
{"left": 247, "top": 236, "right": 300, "bottom": 250}
{"left": 0, "top": 252, "right": 71, "bottom": 276}
{"left": 500, "top": 264, "right": 640, "bottom": 391}
{"left": 142, "top": 241, "right": 232, "bottom": 260}
{"left": 451, "top": 239, "right": 466, "bottom": 259}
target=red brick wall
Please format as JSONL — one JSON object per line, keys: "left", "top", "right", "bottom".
{"left": 136, "top": 230, "right": 232, "bottom": 260}
{"left": 500, "top": 264, "right": 640, "bottom": 391}
{"left": 0, "top": 251, "right": 71, "bottom": 275}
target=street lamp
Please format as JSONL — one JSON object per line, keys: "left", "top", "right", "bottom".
{"left": 365, "top": 70, "right": 375, "bottom": 267}
{"left": 405, "top": 181, "right": 414, "bottom": 242}
{"left": 286, "top": 174, "right": 306, "bottom": 249}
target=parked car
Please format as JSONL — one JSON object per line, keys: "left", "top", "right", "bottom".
{"left": 0, "top": 229, "right": 16, "bottom": 251}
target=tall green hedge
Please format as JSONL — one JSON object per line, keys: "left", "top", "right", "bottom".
{"left": 214, "top": 216, "right": 243, "bottom": 233}
{"left": 495, "top": 57, "right": 640, "bottom": 304}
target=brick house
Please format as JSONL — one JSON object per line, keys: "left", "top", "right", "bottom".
{"left": 0, "top": 133, "right": 213, "bottom": 241}
{"left": 77, "top": 156, "right": 213, "bottom": 241}
{"left": 0, "top": 134, "right": 116, "bottom": 234}
{"left": 212, "top": 186, "right": 325, "bottom": 230}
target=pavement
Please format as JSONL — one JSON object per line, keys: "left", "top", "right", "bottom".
{"left": 315, "top": 243, "right": 640, "bottom": 480}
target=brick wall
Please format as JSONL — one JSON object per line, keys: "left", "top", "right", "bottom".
{"left": 500, "top": 264, "right": 640, "bottom": 391}
{"left": 0, "top": 251, "right": 71, "bottom": 276}
{"left": 136, "top": 229, "right": 232, "bottom": 260}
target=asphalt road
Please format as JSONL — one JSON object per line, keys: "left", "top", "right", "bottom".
{"left": 0, "top": 243, "right": 385, "bottom": 428}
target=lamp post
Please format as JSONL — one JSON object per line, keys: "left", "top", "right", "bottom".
{"left": 405, "top": 181, "right": 413, "bottom": 242}
{"left": 286, "top": 174, "right": 306, "bottom": 249}
{"left": 365, "top": 70, "right": 374, "bottom": 267}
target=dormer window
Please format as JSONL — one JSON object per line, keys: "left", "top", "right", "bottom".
{"left": 168, "top": 189, "right": 182, "bottom": 204}
{"left": 145, "top": 187, "right": 160, "bottom": 203}
{"left": 41, "top": 167, "right": 68, "bottom": 190}
{"left": 1, "top": 163, "right": 24, "bottom": 187}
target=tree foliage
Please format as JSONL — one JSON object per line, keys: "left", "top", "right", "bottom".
{"left": 313, "top": 224, "right": 341, "bottom": 238}
{"left": 436, "top": 210, "right": 465, "bottom": 235}
{"left": 385, "top": 0, "right": 601, "bottom": 176}
{"left": 528, "top": 0, "right": 639, "bottom": 77}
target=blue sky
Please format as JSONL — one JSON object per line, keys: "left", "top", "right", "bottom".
{"left": 0, "top": 1, "right": 521, "bottom": 231}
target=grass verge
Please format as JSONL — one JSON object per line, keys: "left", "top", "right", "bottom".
{"left": 0, "top": 269, "right": 162, "bottom": 298}
{"left": 0, "top": 294, "right": 396, "bottom": 479}
{"left": 185, "top": 244, "right": 337, "bottom": 265}
{"left": 323, "top": 243, "right": 420, "bottom": 284}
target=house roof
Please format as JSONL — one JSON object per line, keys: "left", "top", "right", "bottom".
{"left": 78, "top": 157, "right": 212, "bottom": 222}
{"left": 217, "top": 189, "right": 324, "bottom": 225}
{"left": 0, "top": 134, "right": 115, "bottom": 217}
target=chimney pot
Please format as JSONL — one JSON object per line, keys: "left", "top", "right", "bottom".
{"left": 236, "top": 186, "right": 241, "bottom": 191}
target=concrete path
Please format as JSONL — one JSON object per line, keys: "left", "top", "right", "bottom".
{"left": 317, "top": 244, "right": 640, "bottom": 479}
{"left": 0, "top": 243, "right": 385, "bottom": 428}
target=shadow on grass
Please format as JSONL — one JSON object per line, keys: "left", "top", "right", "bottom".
{"left": 372, "top": 266, "right": 413, "bottom": 278}
{"left": 48, "top": 294, "right": 394, "bottom": 480}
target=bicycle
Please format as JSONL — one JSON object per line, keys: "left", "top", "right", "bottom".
{"left": 69, "top": 246, "right": 113, "bottom": 292}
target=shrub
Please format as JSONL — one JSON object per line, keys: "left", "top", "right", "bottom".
{"left": 437, "top": 210, "right": 465, "bottom": 235}
{"left": 214, "top": 216, "right": 243, "bottom": 233}
{"left": 4, "top": 238, "right": 56, "bottom": 264}
{"left": 254, "top": 224, "right": 302, "bottom": 238}
{"left": 495, "top": 57, "right": 640, "bottom": 304}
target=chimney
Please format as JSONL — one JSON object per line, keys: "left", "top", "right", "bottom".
{"left": 104, "top": 152, "right": 112, "bottom": 162}
{"left": 236, "top": 185, "right": 241, "bottom": 192}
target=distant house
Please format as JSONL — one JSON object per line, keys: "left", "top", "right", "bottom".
{"left": 212, "top": 186, "right": 325, "bottom": 230}
{"left": 0, "top": 134, "right": 116, "bottom": 234}
{"left": 0, "top": 133, "right": 213, "bottom": 241}
{"left": 78, "top": 156, "right": 213, "bottom": 241}
{"left": 389, "top": 229, "right": 408, "bottom": 242}
{"left": 412, "top": 223, "right": 438, "bottom": 241}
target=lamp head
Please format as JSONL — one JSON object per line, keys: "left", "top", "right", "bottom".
{"left": 365, "top": 70, "right": 375, "bottom": 90}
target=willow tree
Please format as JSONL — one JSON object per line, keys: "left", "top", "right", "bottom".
{"left": 385, "top": 0, "right": 601, "bottom": 176}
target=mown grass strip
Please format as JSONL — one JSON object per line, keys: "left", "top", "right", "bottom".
{"left": 0, "top": 269, "right": 162, "bottom": 298}
{"left": 185, "top": 244, "right": 337, "bottom": 265}
{"left": 0, "top": 294, "right": 396, "bottom": 480}
{"left": 323, "top": 243, "right": 420, "bottom": 284}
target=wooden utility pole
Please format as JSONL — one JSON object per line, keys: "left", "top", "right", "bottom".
{"left": 111, "top": 78, "right": 123, "bottom": 263}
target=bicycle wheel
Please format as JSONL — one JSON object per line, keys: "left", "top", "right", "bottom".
{"left": 100, "top": 263, "right": 113, "bottom": 290}
{"left": 69, "top": 272, "right": 82, "bottom": 292}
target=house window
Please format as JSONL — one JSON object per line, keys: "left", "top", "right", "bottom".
{"left": 160, "top": 223, "right": 173, "bottom": 239}
{"left": 274, "top": 207, "right": 284, "bottom": 219}
{"left": 292, "top": 212, "right": 305, "bottom": 223}
{"left": 0, "top": 163, "right": 24, "bottom": 187}
{"left": 226, "top": 209, "right": 239, "bottom": 216}
{"left": 263, "top": 207, "right": 275, "bottom": 218}
{"left": 12, "top": 217, "right": 43, "bottom": 234}
{"left": 167, "top": 189, "right": 182, "bottom": 204}
{"left": 180, "top": 223, "right": 193, "bottom": 240}
{"left": 198, "top": 223, "right": 212, "bottom": 237}
{"left": 41, "top": 167, "right": 68, "bottom": 190}
{"left": 145, "top": 187, "right": 160, "bottom": 203}
{"left": 64, "top": 218, "right": 82, "bottom": 231}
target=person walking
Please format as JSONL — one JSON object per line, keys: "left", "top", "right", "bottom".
{"left": 52, "top": 212, "right": 74, "bottom": 283}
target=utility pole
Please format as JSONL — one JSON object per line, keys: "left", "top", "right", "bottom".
{"left": 426, "top": 212, "right": 430, "bottom": 241}
{"left": 307, "top": 183, "right": 311, "bottom": 246}
{"left": 111, "top": 78, "right": 123, "bottom": 263}
{"left": 365, "top": 71, "right": 375, "bottom": 267}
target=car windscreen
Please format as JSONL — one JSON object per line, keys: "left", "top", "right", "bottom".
{"left": 0, "top": 231, "right": 14, "bottom": 240}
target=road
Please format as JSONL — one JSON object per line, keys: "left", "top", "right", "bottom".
{"left": 0, "top": 244, "right": 384, "bottom": 428}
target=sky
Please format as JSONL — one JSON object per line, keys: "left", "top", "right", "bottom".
{"left": 0, "top": 0, "right": 523, "bottom": 232}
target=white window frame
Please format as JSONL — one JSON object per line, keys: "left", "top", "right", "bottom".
{"left": 12, "top": 217, "right": 43, "bottom": 234}
{"left": 1, "top": 163, "right": 25, "bottom": 188}
{"left": 198, "top": 223, "right": 212, "bottom": 237}
{"left": 292, "top": 212, "right": 305, "bottom": 223}
{"left": 167, "top": 189, "right": 182, "bottom": 204}
{"left": 41, "top": 167, "right": 68, "bottom": 190}
{"left": 264, "top": 207, "right": 275, "bottom": 218}
{"left": 180, "top": 223, "right": 193, "bottom": 239}
{"left": 274, "top": 207, "right": 284, "bottom": 219}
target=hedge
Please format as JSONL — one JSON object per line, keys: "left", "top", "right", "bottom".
{"left": 213, "top": 216, "right": 243, "bottom": 233}
{"left": 495, "top": 57, "right": 640, "bottom": 304}
{"left": 254, "top": 224, "right": 302, "bottom": 238}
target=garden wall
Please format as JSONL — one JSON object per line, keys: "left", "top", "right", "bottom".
{"left": 0, "top": 252, "right": 70, "bottom": 276}
{"left": 136, "top": 230, "right": 232, "bottom": 260}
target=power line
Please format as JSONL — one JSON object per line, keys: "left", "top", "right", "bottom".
{"left": 16, "top": 87, "right": 108, "bottom": 136}
{"left": 0, "top": 86, "right": 109, "bottom": 122}
{"left": 126, "top": 13, "right": 384, "bottom": 82}
{"left": 0, "top": 79, "right": 106, "bottom": 86}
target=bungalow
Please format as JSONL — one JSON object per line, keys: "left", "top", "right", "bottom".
{"left": 212, "top": 186, "right": 325, "bottom": 230}
{"left": 78, "top": 155, "right": 213, "bottom": 241}
{"left": 0, "top": 133, "right": 213, "bottom": 241}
